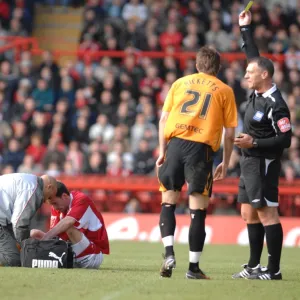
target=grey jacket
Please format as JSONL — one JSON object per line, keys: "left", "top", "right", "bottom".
{"left": 0, "top": 173, "right": 44, "bottom": 242}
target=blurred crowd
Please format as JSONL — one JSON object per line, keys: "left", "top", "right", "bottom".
{"left": 0, "top": 0, "right": 34, "bottom": 37}
{"left": 1, "top": 0, "right": 300, "bottom": 214}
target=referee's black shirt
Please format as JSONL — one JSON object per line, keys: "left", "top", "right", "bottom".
{"left": 240, "top": 25, "right": 292, "bottom": 159}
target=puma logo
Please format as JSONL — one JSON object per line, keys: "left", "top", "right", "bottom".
{"left": 49, "top": 252, "right": 66, "bottom": 266}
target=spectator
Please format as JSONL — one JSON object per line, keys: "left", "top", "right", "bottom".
{"left": 9, "top": 18, "right": 27, "bottom": 36}
{"left": 39, "top": 51, "right": 59, "bottom": 79}
{"left": 121, "top": 20, "right": 146, "bottom": 49}
{"left": 133, "top": 139, "right": 155, "bottom": 175}
{"left": 57, "top": 77, "right": 75, "bottom": 106}
{"left": 83, "top": 151, "right": 107, "bottom": 174}
{"left": 1, "top": 164, "right": 14, "bottom": 174}
{"left": 66, "top": 140, "right": 84, "bottom": 174}
{"left": 114, "top": 102, "right": 135, "bottom": 127}
{"left": 72, "top": 116, "right": 90, "bottom": 145}
{"left": 97, "top": 90, "right": 116, "bottom": 119}
{"left": 26, "top": 133, "right": 47, "bottom": 164}
{"left": 106, "top": 0, "right": 123, "bottom": 19}
{"left": 0, "top": 0, "right": 10, "bottom": 28}
{"left": 2, "top": 138, "right": 25, "bottom": 171}
{"left": 42, "top": 136, "right": 66, "bottom": 171}
{"left": 32, "top": 78, "right": 54, "bottom": 112}
{"left": 107, "top": 141, "right": 133, "bottom": 172}
{"left": 17, "top": 154, "right": 43, "bottom": 174}
{"left": 89, "top": 114, "right": 114, "bottom": 143}
{"left": 159, "top": 23, "right": 183, "bottom": 51}
{"left": 30, "top": 111, "right": 52, "bottom": 144}
{"left": 85, "top": 0, "right": 106, "bottom": 18}
{"left": 122, "top": 0, "right": 148, "bottom": 25}
{"left": 12, "top": 120, "right": 29, "bottom": 149}
{"left": 131, "top": 113, "right": 156, "bottom": 153}
{"left": 79, "top": 33, "right": 101, "bottom": 62}
{"left": 124, "top": 197, "right": 142, "bottom": 213}
{"left": 107, "top": 154, "right": 131, "bottom": 177}
{"left": 205, "top": 20, "right": 231, "bottom": 51}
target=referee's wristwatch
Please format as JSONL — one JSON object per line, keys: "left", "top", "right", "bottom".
{"left": 252, "top": 139, "right": 258, "bottom": 148}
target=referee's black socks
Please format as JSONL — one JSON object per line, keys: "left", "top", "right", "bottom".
{"left": 159, "top": 203, "right": 176, "bottom": 257}
{"left": 188, "top": 209, "right": 206, "bottom": 272}
{"left": 247, "top": 223, "right": 265, "bottom": 268}
{"left": 265, "top": 223, "right": 283, "bottom": 274}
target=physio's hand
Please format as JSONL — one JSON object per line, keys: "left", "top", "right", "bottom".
{"left": 213, "top": 162, "right": 227, "bottom": 181}
{"left": 156, "top": 154, "right": 165, "bottom": 168}
{"left": 239, "top": 10, "right": 252, "bottom": 26}
{"left": 30, "top": 229, "right": 45, "bottom": 240}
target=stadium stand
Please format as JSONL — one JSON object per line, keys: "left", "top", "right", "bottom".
{"left": 1, "top": 0, "right": 300, "bottom": 216}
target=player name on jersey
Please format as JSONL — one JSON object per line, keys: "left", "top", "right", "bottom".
{"left": 183, "top": 77, "right": 219, "bottom": 91}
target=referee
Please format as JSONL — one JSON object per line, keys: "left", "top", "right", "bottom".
{"left": 232, "top": 10, "right": 291, "bottom": 280}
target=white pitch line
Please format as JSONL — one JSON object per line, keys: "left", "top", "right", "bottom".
{"left": 101, "top": 288, "right": 131, "bottom": 300}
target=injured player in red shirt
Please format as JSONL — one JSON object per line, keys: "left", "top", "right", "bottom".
{"left": 30, "top": 181, "right": 109, "bottom": 269}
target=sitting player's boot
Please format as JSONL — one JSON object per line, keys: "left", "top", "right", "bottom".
{"left": 247, "top": 268, "right": 282, "bottom": 280}
{"left": 160, "top": 254, "right": 176, "bottom": 278}
{"left": 232, "top": 263, "right": 261, "bottom": 279}
{"left": 186, "top": 268, "right": 210, "bottom": 280}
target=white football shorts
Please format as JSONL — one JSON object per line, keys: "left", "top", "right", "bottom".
{"left": 72, "top": 233, "right": 104, "bottom": 269}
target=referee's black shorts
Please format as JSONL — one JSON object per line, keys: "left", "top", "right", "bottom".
{"left": 238, "top": 156, "right": 281, "bottom": 208}
{"left": 157, "top": 137, "right": 214, "bottom": 196}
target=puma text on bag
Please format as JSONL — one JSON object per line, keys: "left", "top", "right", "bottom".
{"left": 21, "top": 238, "right": 74, "bottom": 268}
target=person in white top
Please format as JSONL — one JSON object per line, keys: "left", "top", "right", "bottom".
{"left": 0, "top": 173, "right": 58, "bottom": 266}
{"left": 122, "top": 0, "right": 148, "bottom": 24}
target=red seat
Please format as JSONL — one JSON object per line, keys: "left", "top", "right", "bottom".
{"left": 135, "top": 191, "right": 152, "bottom": 211}
{"left": 90, "top": 190, "right": 109, "bottom": 212}
{"left": 106, "top": 192, "right": 130, "bottom": 212}
{"left": 92, "top": 190, "right": 108, "bottom": 202}
{"left": 149, "top": 193, "right": 162, "bottom": 213}
{"left": 279, "top": 195, "right": 294, "bottom": 217}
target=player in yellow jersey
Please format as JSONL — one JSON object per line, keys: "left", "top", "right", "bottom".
{"left": 157, "top": 46, "right": 238, "bottom": 279}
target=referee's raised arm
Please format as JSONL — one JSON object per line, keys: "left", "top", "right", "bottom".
{"left": 239, "top": 10, "right": 260, "bottom": 59}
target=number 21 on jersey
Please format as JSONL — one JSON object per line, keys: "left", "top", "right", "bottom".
{"left": 180, "top": 90, "right": 212, "bottom": 120}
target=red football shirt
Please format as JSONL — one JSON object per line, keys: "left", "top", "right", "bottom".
{"left": 50, "top": 191, "right": 110, "bottom": 256}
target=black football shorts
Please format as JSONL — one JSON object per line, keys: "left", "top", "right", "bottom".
{"left": 158, "top": 138, "right": 214, "bottom": 196}
{"left": 238, "top": 156, "right": 281, "bottom": 208}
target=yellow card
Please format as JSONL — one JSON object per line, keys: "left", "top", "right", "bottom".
{"left": 245, "top": 0, "right": 254, "bottom": 11}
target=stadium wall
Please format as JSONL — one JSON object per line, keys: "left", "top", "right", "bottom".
{"left": 104, "top": 214, "right": 300, "bottom": 247}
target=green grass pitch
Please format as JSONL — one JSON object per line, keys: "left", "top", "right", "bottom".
{"left": 0, "top": 241, "right": 299, "bottom": 300}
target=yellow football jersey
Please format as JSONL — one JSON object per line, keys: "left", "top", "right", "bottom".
{"left": 163, "top": 72, "right": 238, "bottom": 151}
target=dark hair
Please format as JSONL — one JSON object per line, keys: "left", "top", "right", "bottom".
{"left": 196, "top": 46, "right": 221, "bottom": 76}
{"left": 56, "top": 181, "right": 70, "bottom": 197}
{"left": 248, "top": 57, "right": 274, "bottom": 78}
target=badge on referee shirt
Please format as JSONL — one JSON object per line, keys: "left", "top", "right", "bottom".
{"left": 277, "top": 117, "right": 291, "bottom": 133}
{"left": 253, "top": 111, "right": 264, "bottom": 122}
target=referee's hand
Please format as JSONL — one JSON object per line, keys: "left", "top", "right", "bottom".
{"left": 234, "top": 133, "right": 254, "bottom": 149}
{"left": 239, "top": 10, "right": 252, "bottom": 26}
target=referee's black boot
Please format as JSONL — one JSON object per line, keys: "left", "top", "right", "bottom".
{"left": 232, "top": 263, "right": 261, "bottom": 279}
{"left": 247, "top": 268, "right": 282, "bottom": 280}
